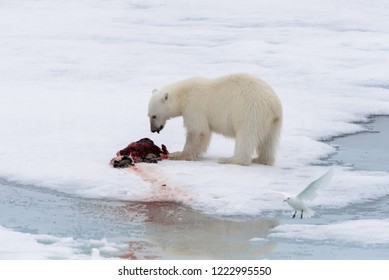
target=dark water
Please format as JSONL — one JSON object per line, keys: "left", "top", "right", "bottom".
{"left": 0, "top": 179, "right": 143, "bottom": 240}
{"left": 326, "top": 115, "right": 389, "bottom": 172}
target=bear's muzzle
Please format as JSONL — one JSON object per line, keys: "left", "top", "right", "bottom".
{"left": 151, "top": 125, "right": 164, "bottom": 133}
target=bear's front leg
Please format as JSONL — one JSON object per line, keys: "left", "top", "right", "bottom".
{"left": 169, "top": 130, "right": 211, "bottom": 161}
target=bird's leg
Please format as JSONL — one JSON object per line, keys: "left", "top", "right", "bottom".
{"left": 301, "top": 210, "right": 303, "bottom": 219}
{"left": 292, "top": 211, "right": 297, "bottom": 218}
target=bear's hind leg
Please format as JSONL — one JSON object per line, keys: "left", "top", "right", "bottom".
{"left": 218, "top": 132, "right": 255, "bottom": 166}
{"left": 252, "top": 141, "right": 275, "bottom": 166}
{"left": 253, "top": 123, "right": 280, "bottom": 166}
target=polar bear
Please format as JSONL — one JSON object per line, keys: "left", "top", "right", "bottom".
{"left": 147, "top": 73, "right": 282, "bottom": 165}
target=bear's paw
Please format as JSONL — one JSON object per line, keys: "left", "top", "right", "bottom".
{"left": 169, "top": 152, "right": 197, "bottom": 161}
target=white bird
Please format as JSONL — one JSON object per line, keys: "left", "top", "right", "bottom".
{"left": 283, "top": 167, "right": 334, "bottom": 219}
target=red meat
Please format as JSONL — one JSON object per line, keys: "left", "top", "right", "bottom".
{"left": 111, "top": 138, "right": 169, "bottom": 167}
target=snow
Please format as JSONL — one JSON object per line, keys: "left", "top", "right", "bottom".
{"left": 0, "top": 226, "right": 125, "bottom": 259}
{"left": 270, "top": 219, "right": 389, "bottom": 246}
{"left": 1, "top": 0, "right": 389, "bottom": 259}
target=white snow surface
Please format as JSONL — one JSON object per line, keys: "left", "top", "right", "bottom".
{"left": 1, "top": 0, "right": 389, "bottom": 258}
{"left": 0, "top": 226, "right": 125, "bottom": 260}
{"left": 270, "top": 219, "right": 389, "bottom": 245}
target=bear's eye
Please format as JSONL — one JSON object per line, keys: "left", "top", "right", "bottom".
{"left": 151, "top": 115, "right": 157, "bottom": 119}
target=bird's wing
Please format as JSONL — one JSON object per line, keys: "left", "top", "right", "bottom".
{"left": 297, "top": 167, "right": 334, "bottom": 201}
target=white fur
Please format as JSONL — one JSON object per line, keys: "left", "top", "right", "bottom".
{"left": 148, "top": 73, "right": 283, "bottom": 166}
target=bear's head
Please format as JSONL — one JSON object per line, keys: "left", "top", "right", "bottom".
{"left": 148, "top": 89, "right": 170, "bottom": 133}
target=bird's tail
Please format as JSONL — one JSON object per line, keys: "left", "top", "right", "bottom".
{"left": 303, "top": 207, "right": 315, "bottom": 218}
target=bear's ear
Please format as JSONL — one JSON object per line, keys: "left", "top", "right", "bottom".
{"left": 152, "top": 89, "right": 158, "bottom": 95}
{"left": 161, "top": 92, "right": 169, "bottom": 103}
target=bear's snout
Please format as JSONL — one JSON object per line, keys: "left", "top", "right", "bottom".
{"left": 151, "top": 125, "right": 164, "bottom": 133}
